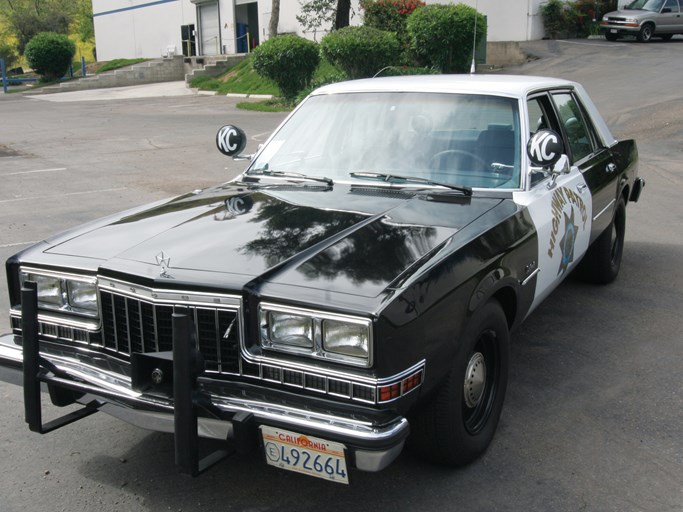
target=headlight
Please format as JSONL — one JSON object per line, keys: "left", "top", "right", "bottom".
{"left": 21, "top": 270, "right": 99, "bottom": 318}
{"left": 32, "top": 274, "right": 63, "bottom": 307}
{"left": 67, "top": 281, "right": 98, "bottom": 315}
{"left": 268, "top": 311, "right": 314, "bottom": 348}
{"left": 323, "top": 319, "right": 370, "bottom": 359}
{"left": 259, "top": 304, "right": 372, "bottom": 367}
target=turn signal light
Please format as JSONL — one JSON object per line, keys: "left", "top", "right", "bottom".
{"left": 378, "top": 368, "right": 424, "bottom": 403}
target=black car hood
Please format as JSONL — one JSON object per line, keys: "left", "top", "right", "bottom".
{"left": 45, "top": 183, "right": 502, "bottom": 298}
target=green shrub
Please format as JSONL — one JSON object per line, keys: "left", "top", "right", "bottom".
{"left": 252, "top": 35, "right": 320, "bottom": 101}
{"left": 541, "top": 0, "right": 610, "bottom": 38}
{"left": 320, "top": 26, "right": 400, "bottom": 79}
{"left": 540, "top": 0, "right": 567, "bottom": 38}
{"left": 407, "top": 3, "right": 486, "bottom": 73}
{"left": 374, "top": 65, "right": 438, "bottom": 77}
{"left": 295, "top": 70, "right": 348, "bottom": 103}
{"left": 25, "top": 32, "right": 76, "bottom": 82}
{"left": 361, "top": 0, "right": 425, "bottom": 56}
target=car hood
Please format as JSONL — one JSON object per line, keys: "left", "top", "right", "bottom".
{"left": 44, "top": 183, "right": 502, "bottom": 298}
{"left": 605, "top": 9, "right": 656, "bottom": 18}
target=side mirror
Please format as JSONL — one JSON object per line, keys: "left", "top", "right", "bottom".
{"left": 527, "top": 129, "right": 564, "bottom": 168}
{"left": 527, "top": 129, "right": 570, "bottom": 189}
{"left": 216, "top": 125, "right": 247, "bottom": 157}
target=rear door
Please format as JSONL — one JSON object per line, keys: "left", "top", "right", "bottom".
{"left": 514, "top": 93, "right": 593, "bottom": 312}
{"left": 549, "top": 91, "right": 616, "bottom": 243}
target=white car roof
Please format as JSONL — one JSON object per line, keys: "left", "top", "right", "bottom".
{"left": 311, "top": 74, "right": 617, "bottom": 148}
{"left": 312, "top": 74, "right": 577, "bottom": 99}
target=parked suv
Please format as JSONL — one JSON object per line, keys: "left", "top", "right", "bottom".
{"left": 600, "top": 0, "right": 683, "bottom": 41}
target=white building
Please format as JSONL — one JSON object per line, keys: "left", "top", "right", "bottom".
{"left": 92, "top": 0, "right": 548, "bottom": 62}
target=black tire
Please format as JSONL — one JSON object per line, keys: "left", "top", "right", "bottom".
{"left": 637, "top": 23, "right": 654, "bottom": 42}
{"left": 660, "top": 34, "right": 673, "bottom": 41}
{"left": 605, "top": 32, "right": 619, "bottom": 41}
{"left": 578, "top": 197, "right": 626, "bottom": 284}
{"left": 408, "top": 300, "right": 510, "bottom": 466}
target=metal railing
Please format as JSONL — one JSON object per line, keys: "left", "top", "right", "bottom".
{"left": 1, "top": 56, "right": 88, "bottom": 94}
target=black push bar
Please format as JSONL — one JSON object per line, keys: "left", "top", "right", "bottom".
{"left": 20, "top": 283, "right": 255, "bottom": 477}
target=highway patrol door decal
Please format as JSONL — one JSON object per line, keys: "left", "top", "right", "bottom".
{"left": 514, "top": 170, "right": 593, "bottom": 313}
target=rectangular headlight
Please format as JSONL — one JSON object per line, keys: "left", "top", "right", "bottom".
{"left": 259, "top": 303, "right": 372, "bottom": 367}
{"left": 31, "top": 274, "right": 63, "bottom": 307}
{"left": 268, "top": 311, "right": 314, "bottom": 348}
{"left": 21, "top": 270, "right": 99, "bottom": 319}
{"left": 322, "top": 319, "right": 369, "bottom": 359}
{"left": 67, "top": 281, "right": 98, "bottom": 315}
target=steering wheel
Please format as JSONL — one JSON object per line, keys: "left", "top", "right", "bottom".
{"left": 430, "top": 149, "right": 488, "bottom": 172}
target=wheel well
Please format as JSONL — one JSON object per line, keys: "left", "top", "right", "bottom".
{"left": 491, "top": 287, "right": 516, "bottom": 329}
{"left": 643, "top": 21, "right": 655, "bottom": 30}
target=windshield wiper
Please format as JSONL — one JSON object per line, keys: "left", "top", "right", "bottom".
{"left": 349, "top": 171, "right": 472, "bottom": 196}
{"left": 248, "top": 169, "right": 334, "bottom": 186}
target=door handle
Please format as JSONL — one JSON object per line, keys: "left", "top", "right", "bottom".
{"left": 606, "top": 163, "right": 617, "bottom": 173}
{"left": 577, "top": 183, "right": 588, "bottom": 193}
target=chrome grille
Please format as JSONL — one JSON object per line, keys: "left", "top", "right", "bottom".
{"left": 100, "top": 290, "right": 240, "bottom": 374}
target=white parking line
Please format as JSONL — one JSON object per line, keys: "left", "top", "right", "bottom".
{"left": 4, "top": 167, "right": 67, "bottom": 176}
{"left": 0, "top": 241, "right": 40, "bottom": 249}
{"left": 0, "top": 187, "right": 127, "bottom": 204}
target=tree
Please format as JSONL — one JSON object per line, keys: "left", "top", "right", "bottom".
{"left": 335, "top": 0, "right": 350, "bottom": 29}
{"left": 296, "top": 0, "right": 336, "bottom": 36}
{"left": 269, "top": 0, "right": 280, "bottom": 37}
{"left": 0, "top": 0, "right": 77, "bottom": 53}
{"left": 296, "top": 0, "right": 354, "bottom": 35}
{"left": 73, "top": 0, "right": 94, "bottom": 43}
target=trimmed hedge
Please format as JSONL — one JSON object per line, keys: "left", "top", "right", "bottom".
{"left": 407, "top": 4, "right": 486, "bottom": 73}
{"left": 25, "top": 32, "right": 76, "bottom": 82}
{"left": 361, "top": 0, "right": 425, "bottom": 57}
{"left": 252, "top": 35, "right": 320, "bottom": 101}
{"left": 320, "top": 25, "right": 400, "bottom": 79}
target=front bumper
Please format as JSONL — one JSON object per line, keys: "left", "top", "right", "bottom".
{"left": 0, "top": 332, "right": 409, "bottom": 473}
{"left": 600, "top": 24, "right": 641, "bottom": 36}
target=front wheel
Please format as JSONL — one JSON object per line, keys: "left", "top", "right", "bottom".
{"left": 408, "top": 300, "right": 510, "bottom": 466}
{"left": 637, "top": 23, "right": 654, "bottom": 42}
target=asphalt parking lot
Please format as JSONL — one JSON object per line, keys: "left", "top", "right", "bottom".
{"left": 0, "top": 39, "right": 682, "bottom": 512}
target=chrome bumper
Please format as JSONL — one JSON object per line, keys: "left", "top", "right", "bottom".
{"left": 0, "top": 333, "right": 408, "bottom": 472}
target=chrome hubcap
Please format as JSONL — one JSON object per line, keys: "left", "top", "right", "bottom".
{"left": 464, "top": 352, "right": 487, "bottom": 408}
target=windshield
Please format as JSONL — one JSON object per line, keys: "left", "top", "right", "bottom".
{"left": 626, "top": 0, "right": 664, "bottom": 11}
{"left": 248, "top": 92, "right": 522, "bottom": 190}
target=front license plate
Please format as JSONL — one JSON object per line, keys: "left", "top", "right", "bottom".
{"left": 261, "top": 426, "right": 349, "bottom": 484}
{"left": 610, "top": 28, "right": 617, "bottom": 33}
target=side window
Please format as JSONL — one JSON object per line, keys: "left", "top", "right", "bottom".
{"left": 526, "top": 94, "right": 562, "bottom": 187}
{"left": 550, "top": 93, "right": 594, "bottom": 163}
{"left": 664, "top": 0, "right": 678, "bottom": 11}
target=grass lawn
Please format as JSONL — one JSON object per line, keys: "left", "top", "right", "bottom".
{"left": 95, "top": 58, "right": 149, "bottom": 74}
{"left": 190, "top": 56, "right": 345, "bottom": 99}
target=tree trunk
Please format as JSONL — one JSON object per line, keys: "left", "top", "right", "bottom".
{"left": 334, "top": 0, "right": 350, "bottom": 29}
{"left": 269, "top": 0, "right": 280, "bottom": 38}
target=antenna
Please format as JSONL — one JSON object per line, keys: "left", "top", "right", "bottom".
{"left": 470, "top": 0, "right": 479, "bottom": 74}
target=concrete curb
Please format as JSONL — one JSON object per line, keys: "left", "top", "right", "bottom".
{"left": 225, "top": 93, "right": 274, "bottom": 99}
